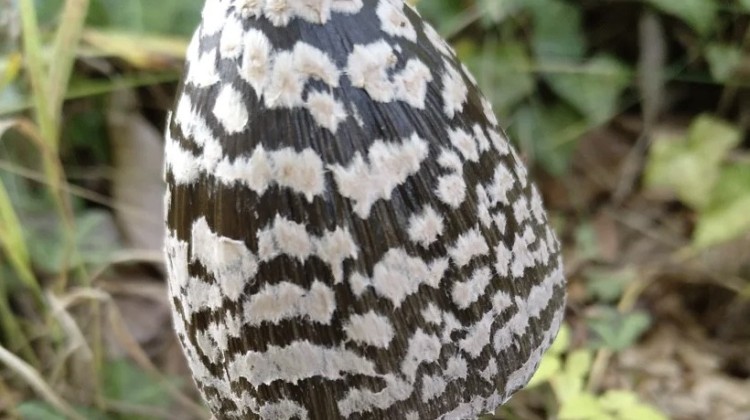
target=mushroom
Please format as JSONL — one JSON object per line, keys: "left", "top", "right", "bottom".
{"left": 164, "top": 0, "right": 566, "bottom": 418}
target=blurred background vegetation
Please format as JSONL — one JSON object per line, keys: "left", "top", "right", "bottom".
{"left": 0, "top": 0, "right": 748, "bottom": 419}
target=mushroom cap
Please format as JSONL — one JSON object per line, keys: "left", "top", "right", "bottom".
{"left": 165, "top": 0, "right": 566, "bottom": 418}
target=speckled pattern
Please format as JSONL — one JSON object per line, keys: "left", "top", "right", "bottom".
{"left": 164, "top": 0, "right": 566, "bottom": 418}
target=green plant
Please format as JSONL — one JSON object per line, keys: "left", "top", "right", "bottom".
{"left": 523, "top": 324, "right": 667, "bottom": 420}
{"left": 418, "top": 0, "right": 633, "bottom": 175}
{"left": 645, "top": 116, "right": 749, "bottom": 249}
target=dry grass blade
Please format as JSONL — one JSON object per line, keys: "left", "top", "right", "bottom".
{"left": 46, "top": 291, "right": 93, "bottom": 362}
{"left": 0, "top": 344, "right": 86, "bottom": 420}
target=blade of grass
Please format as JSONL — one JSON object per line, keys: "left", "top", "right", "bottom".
{"left": 20, "top": 0, "right": 91, "bottom": 152}
{"left": 18, "top": 0, "right": 76, "bottom": 291}
{"left": 0, "top": 71, "right": 181, "bottom": 118}
{"left": 0, "top": 121, "right": 42, "bottom": 301}
{"left": 20, "top": 0, "right": 92, "bottom": 285}
{"left": 82, "top": 29, "right": 189, "bottom": 69}
{"left": 0, "top": 178, "right": 40, "bottom": 296}
{"left": 18, "top": 0, "right": 55, "bottom": 149}
{"left": 48, "top": 0, "right": 91, "bottom": 138}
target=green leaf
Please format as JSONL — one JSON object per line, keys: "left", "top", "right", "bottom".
{"left": 552, "top": 371, "right": 585, "bottom": 403}
{"left": 463, "top": 40, "right": 535, "bottom": 114}
{"left": 600, "top": 390, "right": 668, "bottom": 420}
{"left": 104, "top": 359, "right": 172, "bottom": 407}
{"left": 527, "top": 353, "right": 561, "bottom": 387}
{"left": 511, "top": 103, "right": 586, "bottom": 175}
{"left": 741, "top": 0, "right": 750, "bottom": 12}
{"left": 566, "top": 349, "right": 593, "bottom": 380}
{"left": 528, "top": 0, "right": 586, "bottom": 60}
{"left": 414, "top": 0, "right": 465, "bottom": 34}
{"left": 559, "top": 393, "right": 610, "bottom": 420}
{"left": 544, "top": 55, "right": 631, "bottom": 125}
{"left": 551, "top": 348, "right": 594, "bottom": 402}
{"left": 585, "top": 268, "right": 635, "bottom": 303}
{"left": 693, "top": 162, "right": 750, "bottom": 249}
{"left": 588, "top": 309, "right": 652, "bottom": 351}
{"left": 646, "top": 0, "right": 717, "bottom": 36}
{"left": 599, "top": 390, "right": 639, "bottom": 412}
{"left": 16, "top": 401, "right": 67, "bottom": 420}
{"left": 619, "top": 405, "right": 670, "bottom": 420}
{"left": 73, "top": 210, "right": 121, "bottom": 265}
{"left": 706, "top": 43, "right": 743, "bottom": 82}
{"left": 549, "top": 323, "right": 571, "bottom": 355}
{"left": 26, "top": 209, "right": 120, "bottom": 274}
{"left": 644, "top": 115, "right": 741, "bottom": 210}
{"left": 574, "top": 222, "right": 600, "bottom": 260}
{"left": 16, "top": 401, "right": 106, "bottom": 420}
